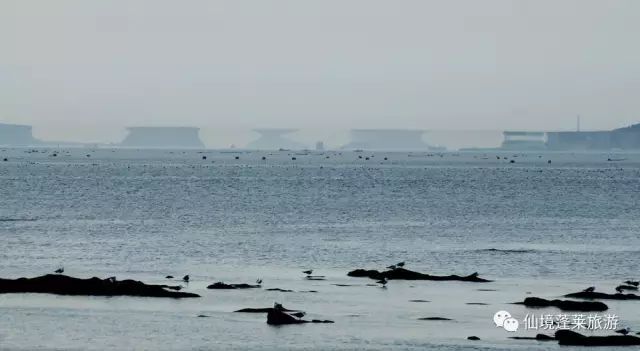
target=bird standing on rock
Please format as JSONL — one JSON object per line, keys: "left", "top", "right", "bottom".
{"left": 582, "top": 286, "right": 595, "bottom": 293}
{"left": 256, "top": 279, "right": 263, "bottom": 285}
{"left": 376, "top": 277, "right": 388, "bottom": 288}
{"left": 182, "top": 275, "right": 190, "bottom": 283}
{"left": 624, "top": 280, "right": 639, "bottom": 287}
{"left": 302, "top": 270, "right": 313, "bottom": 276}
{"left": 615, "top": 327, "right": 631, "bottom": 336}
{"left": 396, "top": 262, "right": 405, "bottom": 268}
{"left": 386, "top": 265, "right": 396, "bottom": 270}
{"left": 54, "top": 267, "right": 64, "bottom": 274}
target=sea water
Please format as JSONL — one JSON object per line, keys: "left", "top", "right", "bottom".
{"left": 1, "top": 148, "right": 639, "bottom": 350}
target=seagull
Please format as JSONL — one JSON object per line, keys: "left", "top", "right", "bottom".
{"left": 54, "top": 267, "right": 64, "bottom": 274}
{"left": 256, "top": 279, "right": 263, "bottom": 285}
{"left": 582, "top": 286, "right": 595, "bottom": 293}
{"left": 106, "top": 276, "right": 116, "bottom": 283}
{"left": 182, "top": 275, "right": 190, "bottom": 283}
{"left": 396, "top": 262, "right": 405, "bottom": 268}
{"left": 302, "top": 270, "right": 313, "bottom": 276}
{"left": 386, "top": 265, "right": 396, "bottom": 270}
{"left": 376, "top": 277, "right": 388, "bottom": 287}
{"left": 291, "top": 311, "right": 306, "bottom": 318}
{"left": 615, "top": 327, "right": 631, "bottom": 336}
{"left": 624, "top": 280, "right": 639, "bottom": 287}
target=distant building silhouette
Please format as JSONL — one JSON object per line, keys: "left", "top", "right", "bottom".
{"left": 0, "top": 123, "right": 40, "bottom": 146}
{"left": 546, "top": 123, "right": 640, "bottom": 150}
{"left": 120, "top": 127, "right": 205, "bottom": 149}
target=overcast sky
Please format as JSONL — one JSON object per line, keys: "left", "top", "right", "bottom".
{"left": 1, "top": 0, "right": 639, "bottom": 146}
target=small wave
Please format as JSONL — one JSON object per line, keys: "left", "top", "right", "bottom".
{"left": 475, "top": 248, "right": 536, "bottom": 254}
{"left": 0, "top": 218, "right": 37, "bottom": 222}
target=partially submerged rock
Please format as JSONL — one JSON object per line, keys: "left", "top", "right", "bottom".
{"left": 0, "top": 274, "right": 199, "bottom": 298}
{"left": 207, "top": 282, "right": 261, "bottom": 290}
{"left": 347, "top": 268, "right": 491, "bottom": 282}
{"left": 265, "top": 288, "right": 294, "bottom": 292}
{"left": 555, "top": 330, "right": 640, "bottom": 346}
{"left": 418, "top": 317, "right": 452, "bottom": 321}
{"left": 234, "top": 306, "right": 300, "bottom": 313}
{"left": 509, "top": 334, "right": 554, "bottom": 341}
{"left": 517, "top": 297, "right": 608, "bottom": 311}
{"left": 565, "top": 291, "right": 640, "bottom": 300}
{"left": 266, "top": 308, "right": 334, "bottom": 325}
{"left": 467, "top": 336, "right": 480, "bottom": 341}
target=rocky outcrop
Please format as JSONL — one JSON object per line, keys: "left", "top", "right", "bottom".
{"left": 564, "top": 291, "right": 640, "bottom": 300}
{"left": 0, "top": 274, "right": 199, "bottom": 298}
{"left": 518, "top": 297, "right": 608, "bottom": 311}
{"left": 266, "top": 309, "right": 334, "bottom": 325}
{"left": 555, "top": 330, "right": 640, "bottom": 346}
{"left": 234, "top": 305, "right": 300, "bottom": 313}
{"left": 347, "top": 268, "right": 491, "bottom": 282}
{"left": 207, "top": 282, "right": 261, "bottom": 289}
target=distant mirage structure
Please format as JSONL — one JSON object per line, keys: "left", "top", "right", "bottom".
{"left": 546, "top": 123, "right": 640, "bottom": 150}
{"left": 341, "top": 129, "right": 443, "bottom": 151}
{"left": 120, "top": 127, "right": 205, "bottom": 149}
{"left": 497, "top": 123, "right": 640, "bottom": 151}
{"left": 0, "top": 123, "right": 40, "bottom": 146}
{"left": 246, "top": 129, "right": 306, "bottom": 150}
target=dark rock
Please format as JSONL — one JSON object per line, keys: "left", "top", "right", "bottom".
{"left": 409, "top": 299, "right": 430, "bottom": 303}
{"left": 565, "top": 291, "right": 640, "bottom": 300}
{"left": 518, "top": 297, "right": 608, "bottom": 311}
{"left": 509, "top": 334, "right": 554, "bottom": 341}
{"left": 207, "top": 282, "right": 261, "bottom": 289}
{"left": 466, "top": 302, "right": 489, "bottom": 305}
{"left": 616, "top": 284, "right": 639, "bottom": 291}
{"left": 467, "top": 336, "right": 480, "bottom": 341}
{"left": 266, "top": 309, "right": 333, "bottom": 325}
{"left": 418, "top": 317, "right": 452, "bottom": 321}
{"left": 305, "top": 276, "right": 326, "bottom": 281}
{"left": 555, "top": 330, "right": 640, "bottom": 346}
{"left": 0, "top": 274, "right": 199, "bottom": 298}
{"left": 347, "top": 268, "right": 491, "bottom": 282}
{"left": 234, "top": 306, "right": 300, "bottom": 313}
{"left": 265, "top": 288, "right": 294, "bottom": 292}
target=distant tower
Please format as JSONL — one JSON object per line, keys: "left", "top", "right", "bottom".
{"left": 577, "top": 115, "right": 581, "bottom": 132}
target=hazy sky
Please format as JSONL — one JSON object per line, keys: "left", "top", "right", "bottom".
{"left": 1, "top": 0, "right": 639, "bottom": 146}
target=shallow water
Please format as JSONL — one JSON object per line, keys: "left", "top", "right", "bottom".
{"left": 1, "top": 148, "right": 639, "bottom": 350}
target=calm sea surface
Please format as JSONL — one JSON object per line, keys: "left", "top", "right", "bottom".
{"left": 1, "top": 148, "right": 639, "bottom": 350}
